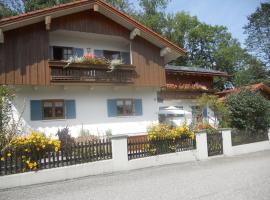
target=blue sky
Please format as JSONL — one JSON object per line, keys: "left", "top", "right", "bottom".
{"left": 165, "top": 0, "right": 268, "bottom": 45}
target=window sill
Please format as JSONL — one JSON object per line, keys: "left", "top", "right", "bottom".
{"left": 111, "top": 115, "right": 141, "bottom": 118}
{"left": 40, "top": 119, "right": 68, "bottom": 122}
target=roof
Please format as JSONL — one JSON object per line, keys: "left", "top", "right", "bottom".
{"left": 165, "top": 65, "right": 230, "bottom": 77}
{"left": 0, "top": 0, "right": 185, "bottom": 62}
{"left": 216, "top": 83, "right": 270, "bottom": 100}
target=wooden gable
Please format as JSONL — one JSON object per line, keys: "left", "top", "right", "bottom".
{"left": 0, "top": 10, "right": 165, "bottom": 87}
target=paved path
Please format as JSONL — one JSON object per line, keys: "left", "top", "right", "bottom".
{"left": 1, "top": 150, "right": 270, "bottom": 200}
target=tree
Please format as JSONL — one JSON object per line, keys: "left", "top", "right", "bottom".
{"left": 105, "top": 0, "right": 132, "bottom": 13}
{"left": 23, "top": 0, "right": 73, "bottom": 12}
{"left": 244, "top": 1, "right": 270, "bottom": 67}
{"left": 0, "top": 0, "right": 23, "bottom": 18}
{"left": 234, "top": 54, "right": 270, "bottom": 86}
{"left": 163, "top": 12, "right": 249, "bottom": 89}
{"left": 136, "top": 0, "right": 171, "bottom": 34}
{"left": 164, "top": 12, "right": 199, "bottom": 48}
{"left": 226, "top": 89, "right": 270, "bottom": 132}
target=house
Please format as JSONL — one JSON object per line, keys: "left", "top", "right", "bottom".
{"left": 158, "top": 65, "right": 229, "bottom": 127}
{"left": 0, "top": 0, "right": 186, "bottom": 137}
{"left": 216, "top": 83, "right": 270, "bottom": 101}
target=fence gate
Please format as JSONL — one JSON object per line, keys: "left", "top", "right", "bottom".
{"left": 207, "top": 131, "right": 223, "bottom": 156}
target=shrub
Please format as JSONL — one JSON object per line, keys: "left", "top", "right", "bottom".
{"left": 0, "top": 86, "right": 18, "bottom": 150}
{"left": 197, "top": 94, "right": 230, "bottom": 128}
{"left": 75, "top": 128, "right": 99, "bottom": 143}
{"left": 3, "top": 131, "right": 60, "bottom": 171}
{"left": 147, "top": 123, "right": 195, "bottom": 141}
{"left": 147, "top": 123, "right": 195, "bottom": 155}
{"left": 226, "top": 89, "right": 270, "bottom": 132}
{"left": 56, "top": 127, "right": 74, "bottom": 149}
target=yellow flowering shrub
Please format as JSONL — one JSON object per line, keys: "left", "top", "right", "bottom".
{"left": 146, "top": 123, "right": 195, "bottom": 155}
{"left": 5, "top": 131, "right": 61, "bottom": 171}
{"left": 147, "top": 123, "right": 195, "bottom": 141}
{"left": 147, "top": 124, "right": 172, "bottom": 140}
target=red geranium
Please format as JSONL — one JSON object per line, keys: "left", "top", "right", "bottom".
{"left": 83, "top": 53, "right": 95, "bottom": 59}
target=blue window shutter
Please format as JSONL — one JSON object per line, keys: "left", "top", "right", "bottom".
{"left": 74, "top": 48, "right": 84, "bottom": 57}
{"left": 134, "top": 99, "right": 143, "bottom": 116}
{"left": 120, "top": 52, "right": 131, "bottom": 64}
{"left": 94, "top": 49, "right": 104, "bottom": 58}
{"left": 30, "top": 100, "right": 42, "bottom": 121}
{"left": 107, "top": 99, "right": 117, "bottom": 117}
{"left": 203, "top": 107, "right": 208, "bottom": 121}
{"left": 65, "top": 100, "right": 76, "bottom": 119}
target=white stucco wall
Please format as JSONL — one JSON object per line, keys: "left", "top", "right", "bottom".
{"left": 13, "top": 86, "right": 159, "bottom": 137}
{"left": 49, "top": 31, "right": 130, "bottom": 56}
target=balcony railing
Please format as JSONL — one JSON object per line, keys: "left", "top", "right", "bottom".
{"left": 49, "top": 61, "right": 136, "bottom": 84}
{"left": 158, "top": 87, "right": 217, "bottom": 100}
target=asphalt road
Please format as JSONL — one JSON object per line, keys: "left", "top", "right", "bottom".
{"left": 1, "top": 150, "right": 270, "bottom": 200}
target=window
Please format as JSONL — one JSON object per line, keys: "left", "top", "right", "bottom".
{"left": 42, "top": 100, "right": 65, "bottom": 119}
{"left": 86, "top": 48, "right": 92, "bottom": 53}
{"left": 104, "top": 50, "right": 121, "bottom": 60}
{"left": 116, "top": 99, "right": 135, "bottom": 116}
{"left": 191, "top": 106, "right": 202, "bottom": 124}
{"left": 107, "top": 99, "right": 142, "bottom": 117}
{"left": 94, "top": 49, "right": 130, "bottom": 64}
{"left": 30, "top": 100, "right": 76, "bottom": 121}
{"left": 63, "top": 47, "right": 73, "bottom": 60}
{"left": 51, "top": 46, "right": 75, "bottom": 60}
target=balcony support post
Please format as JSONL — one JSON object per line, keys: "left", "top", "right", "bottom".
{"left": 45, "top": 16, "right": 51, "bottom": 30}
{"left": 0, "top": 29, "right": 4, "bottom": 43}
{"left": 130, "top": 28, "right": 140, "bottom": 40}
{"left": 93, "top": 4, "right": 99, "bottom": 12}
{"left": 160, "top": 47, "right": 171, "bottom": 57}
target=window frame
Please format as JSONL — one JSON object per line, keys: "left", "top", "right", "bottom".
{"left": 51, "top": 46, "right": 74, "bottom": 61}
{"left": 42, "top": 99, "right": 65, "bottom": 120}
{"left": 116, "top": 99, "right": 135, "bottom": 116}
{"left": 94, "top": 49, "right": 131, "bottom": 64}
{"left": 62, "top": 47, "right": 74, "bottom": 60}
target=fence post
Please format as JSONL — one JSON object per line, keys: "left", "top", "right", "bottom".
{"left": 221, "top": 128, "right": 233, "bottom": 156}
{"left": 111, "top": 134, "right": 128, "bottom": 171}
{"left": 268, "top": 129, "right": 270, "bottom": 141}
{"left": 195, "top": 130, "right": 208, "bottom": 160}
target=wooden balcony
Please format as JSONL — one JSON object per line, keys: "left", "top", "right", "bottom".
{"left": 49, "top": 61, "right": 137, "bottom": 84}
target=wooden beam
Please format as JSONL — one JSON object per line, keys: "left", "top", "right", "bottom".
{"left": 130, "top": 28, "right": 140, "bottom": 40}
{"left": 45, "top": 16, "right": 51, "bottom": 30}
{"left": 0, "top": 29, "right": 4, "bottom": 43}
{"left": 93, "top": 4, "right": 99, "bottom": 12}
{"left": 160, "top": 47, "right": 171, "bottom": 57}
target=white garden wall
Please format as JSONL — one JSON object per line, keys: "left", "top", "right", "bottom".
{"left": 13, "top": 86, "right": 159, "bottom": 137}
{"left": 222, "top": 129, "right": 270, "bottom": 156}
{"left": 127, "top": 150, "right": 198, "bottom": 170}
{"left": 0, "top": 159, "right": 113, "bottom": 189}
{"left": 232, "top": 140, "right": 270, "bottom": 155}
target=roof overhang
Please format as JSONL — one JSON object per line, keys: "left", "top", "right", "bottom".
{"left": 166, "top": 69, "right": 231, "bottom": 77}
{"left": 216, "top": 83, "right": 270, "bottom": 100}
{"left": 0, "top": 0, "right": 185, "bottom": 63}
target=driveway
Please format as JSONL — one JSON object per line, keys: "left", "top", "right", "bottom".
{"left": 1, "top": 150, "right": 270, "bottom": 200}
